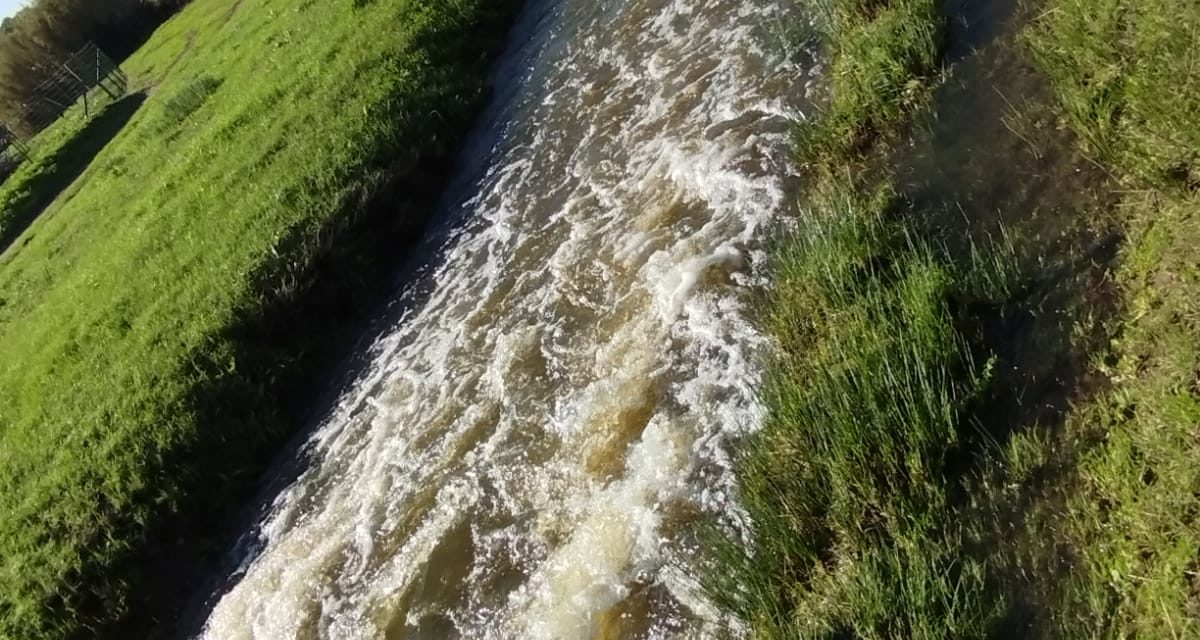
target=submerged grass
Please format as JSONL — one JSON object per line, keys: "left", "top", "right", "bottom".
{"left": 0, "top": 0, "right": 520, "bottom": 636}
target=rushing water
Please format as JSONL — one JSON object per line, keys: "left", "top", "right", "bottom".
{"left": 201, "top": 1, "right": 811, "bottom": 637}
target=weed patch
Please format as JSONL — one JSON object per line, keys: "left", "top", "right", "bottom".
{"left": 159, "top": 75, "right": 222, "bottom": 129}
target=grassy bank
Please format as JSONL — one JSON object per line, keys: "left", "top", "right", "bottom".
{"left": 0, "top": 93, "right": 142, "bottom": 254}
{"left": 0, "top": 0, "right": 520, "bottom": 636}
{"left": 714, "top": 0, "right": 1200, "bottom": 636}
{"left": 709, "top": 178, "right": 1016, "bottom": 637}
{"left": 1025, "top": 0, "right": 1200, "bottom": 633}
{"left": 707, "top": 1, "right": 1017, "bottom": 636}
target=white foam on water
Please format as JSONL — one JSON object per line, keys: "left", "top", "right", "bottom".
{"left": 201, "top": 0, "right": 811, "bottom": 637}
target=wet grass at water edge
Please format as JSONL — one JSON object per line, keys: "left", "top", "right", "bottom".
{"left": 705, "top": 176, "right": 1019, "bottom": 638}
{"left": 709, "top": 0, "right": 1200, "bottom": 636}
{"left": 798, "top": 0, "right": 946, "bottom": 165}
{"left": 704, "top": 1, "right": 1022, "bottom": 636}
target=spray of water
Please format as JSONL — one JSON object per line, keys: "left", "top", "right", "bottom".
{"left": 201, "top": 0, "right": 815, "bottom": 637}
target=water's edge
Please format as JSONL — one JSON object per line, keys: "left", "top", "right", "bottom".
{"left": 168, "top": 4, "right": 554, "bottom": 636}
{"left": 193, "top": 0, "right": 813, "bottom": 637}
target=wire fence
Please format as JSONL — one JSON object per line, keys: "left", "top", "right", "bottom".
{"left": 0, "top": 124, "right": 30, "bottom": 184}
{"left": 0, "top": 42, "right": 127, "bottom": 181}
{"left": 13, "top": 43, "right": 129, "bottom": 134}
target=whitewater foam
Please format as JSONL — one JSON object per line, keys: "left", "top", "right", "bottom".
{"left": 200, "top": 0, "right": 810, "bottom": 637}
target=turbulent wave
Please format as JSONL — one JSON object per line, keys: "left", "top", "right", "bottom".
{"left": 201, "top": 0, "right": 811, "bottom": 637}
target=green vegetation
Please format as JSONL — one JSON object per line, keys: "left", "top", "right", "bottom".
{"left": 708, "top": 178, "right": 1014, "bottom": 638}
{"left": 0, "top": 93, "right": 141, "bottom": 252}
{"left": 1023, "top": 0, "right": 1200, "bottom": 634}
{"left": 1028, "top": 0, "right": 1200, "bottom": 191}
{"left": 706, "top": 2, "right": 1018, "bottom": 636}
{"left": 715, "top": 0, "right": 1200, "bottom": 636}
{"left": 801, "top": 0, "right": 945, "bottom": 162}
{"left": 0, "top": 0, "right": 519, "bottom": 636}
{"left": 158, "top": 74, "right": 221, "bottom": 128}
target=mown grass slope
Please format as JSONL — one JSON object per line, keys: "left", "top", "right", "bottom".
{"left": 0, "top": 93, "right": 144, "bottom": 253}
{"left": 0, "top": 0, "right": 519, "bottom": 636}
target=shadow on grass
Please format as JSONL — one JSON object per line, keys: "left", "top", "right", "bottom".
{"left": 903, "top": 0, "right": 1119, "bottom": 453}
{"left": 0, "top": 93, "right": 146, "bottom": 255}
{"left": 898, "top": 1, "right": 1123, "bottom": 633}
{"left": 97, "top": 3, "right": 186, "bottom": 61}
{"left": 93, "top": 155, "right": 458, "bottom": 639}
{"left": 70, "top": 3, "right": 529, "bottom": 638}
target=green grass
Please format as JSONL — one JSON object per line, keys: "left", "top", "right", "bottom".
{"left": 1028, "top": 0, "right": 1200, "bottom": 190}
{"left": 708, "top": 0, "right": 1200, "bottom": 636}
{"left": 1020, "top": 0, "right": 1200, "bottom": 634}
{"left": 157, "top": 74, "right": 222, "bottom": 129}
{"left": 706, "top": 179, "right": 1015, "bottom": 638}
{"left": 0, "top": 91, "right": 138, "bottom": 252}
{"left": 703, "top": 2, "right": 1028, "bottom": 636}
{"left": 800, "top": 0, "right": 946, "bottom": 164}
{"left": 0, "top": 0, "right": 520, "bottom": 636}
{"left": 718, "top": 0, "right": 1200, "bottom": 636}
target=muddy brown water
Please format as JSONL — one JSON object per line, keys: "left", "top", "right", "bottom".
{"left": 193, "top": 1, "right": 813, "bottom": 638}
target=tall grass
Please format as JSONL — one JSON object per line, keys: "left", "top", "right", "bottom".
{"left": 713, "top": 0, "right": 1200, "bottom": 636}
{"left": 707, "top": 181, "right": 1014, "bottom": 638}
{"left": 699, "top": 1, "right": 1038, "bottom": 636}
{"left": 158, "top": 74, "right": 221, "bottom": 128}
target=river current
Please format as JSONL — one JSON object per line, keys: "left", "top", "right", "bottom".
{"left": 201, "top": 1, "right": 812, "bottom": 637}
